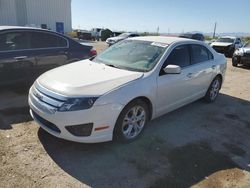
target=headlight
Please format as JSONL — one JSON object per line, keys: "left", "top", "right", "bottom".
{"left": 234, "top": 49, "right": 244, "bottom": 56}
{"left": 58, "top": 97, "right": 98, "bottom": 112}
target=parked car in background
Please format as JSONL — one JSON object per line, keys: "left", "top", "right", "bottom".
{"left": 29, "top": 36, "right": 226, "bottom": 143}
{"left": 91, "top": 28, "right": 104, "bottom": 41}
{"left": 179, "top": 32, "right": 205, "bottom": 41}
{"left": 210, "top": 36, "right": 243, "bottom": 57}
{"left": 232, "top": 42, "right": 250, "bottom": 67}
{"left": 106, "top": 32, "right": 140, "bottom": 46}
{"left": 0, "top": 26, "right": 97, "bottom": 86}
{"left": 76, "top": 30, "right": 92, "bottom": 40}
{"left": 205, "top": 39, "right": 216, "bottom": 45}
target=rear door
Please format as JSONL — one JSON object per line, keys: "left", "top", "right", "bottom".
{"left": 30, "top": 31, "right": 69, "bottom": 78}
{"left": 0, "top": 31, "right": 35, "bottom": 86}
{"left": 190, "top": 44, "right": 214, "bottom": 95}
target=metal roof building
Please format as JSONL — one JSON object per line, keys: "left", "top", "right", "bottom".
{"left": 0, "top": 0, "right": 72, "bottom": 33}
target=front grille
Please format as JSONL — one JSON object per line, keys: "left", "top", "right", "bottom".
{"left": 243, "top": 53, "right": 250, "bottom": 58}
{"left": 30, "top": 86, "right": 65, "bottom": 114}
{"left": 32, "top": 110, "right": 61, "bottom": 133}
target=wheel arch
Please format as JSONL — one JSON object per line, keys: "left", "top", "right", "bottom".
{"left": 215, "top": 74, "right": 223, "bottom": 89}
{"left": 123, "top": 96, "right": 153, "bottom": 121}
{"left": 120, "top": 96, "right": 153, "bottom": 120}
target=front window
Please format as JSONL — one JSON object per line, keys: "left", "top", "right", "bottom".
{"left": 93, "top": 40, "right": 166, "bottom": 72}
{"left": 30, "top": 32, "right": 67, "bottom": 48}
{"left": 217, "top": 38, "right": 235, "bottom": 43}
{"left": 0, "top": 32, "right": 30, "bottom": 51}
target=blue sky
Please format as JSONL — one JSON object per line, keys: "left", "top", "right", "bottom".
{"left": 72, "top": 0, "right": 250, "bottom": 33}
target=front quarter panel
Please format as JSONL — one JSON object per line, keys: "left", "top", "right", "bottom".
{"left": 94, "top": 75, "right": 157, "bottom": 118}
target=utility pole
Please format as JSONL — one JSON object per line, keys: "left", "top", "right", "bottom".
{"left": 213, "top": 22, "right": 217, "bottom": 38}
{"left": 157, "top": 26, "right": 159, "bottom": 35}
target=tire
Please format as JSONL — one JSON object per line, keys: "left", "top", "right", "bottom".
{"left": 204, "top": 76, "right": 222, "bottom": 103}
{"left": 232, "top": 56, "right": 239, "bottom": 67}
{"left": 229, "top": 48, "right": 235, "bottom": 58}
{"left": 232, "top": 61, "right": 238, "bottom": 67}
{"left": 113, "top": 99, "right": 149, "bottom": 142}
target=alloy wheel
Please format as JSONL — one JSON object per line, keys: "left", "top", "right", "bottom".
{"left": 122, "top": 106, "right": 146, "bottom": 139}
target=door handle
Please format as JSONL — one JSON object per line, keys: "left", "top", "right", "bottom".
{"left": 211, "top": 65, "right": 216, "bottom": 69}
{"left": 14, "top": 56, "right": 27, "bottom": 60}
{"left": 186, "top": 73, "right": 193, "bottom": 78}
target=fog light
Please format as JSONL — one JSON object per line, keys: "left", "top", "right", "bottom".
{"left": 65, "top": 123, "right": 93, "bottom": 136}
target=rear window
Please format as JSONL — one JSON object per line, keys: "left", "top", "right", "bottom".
{"left": 30, "top": 32, "right": 67, "bottom": 49}
{"left": 191, "top": 44, "right": 210, "bottom": 64}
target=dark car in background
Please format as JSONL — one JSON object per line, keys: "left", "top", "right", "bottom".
{"left": 0, "top": 26, "right": 97, "bottom": 86}
{"left": 232, "top": 42, "right": 250, "bottom": 67}
{"left": 179, "top": 32, "right": 205, "bottom": 41}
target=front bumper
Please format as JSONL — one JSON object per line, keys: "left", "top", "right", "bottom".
{"left": 233, "top": 55, "right": 250, "bottom": 65}
{"left": 29, "top": 90, "right": 124, "bottom": 143}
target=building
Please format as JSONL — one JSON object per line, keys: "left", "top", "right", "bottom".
{"left": 0, "top": 0, "right": 72, "bottom": 33}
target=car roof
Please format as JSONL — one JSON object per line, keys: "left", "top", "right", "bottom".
{"left": 129, "top": 36, "right": 195, "bottom": 44}
{"left": 0, "top": 25, "right": 51, "bottom": 32}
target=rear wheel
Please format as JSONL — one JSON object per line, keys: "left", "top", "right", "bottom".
{"left": 114, "top": 99, "right": 149, "bottom": 142}
{"left": 204, "top": 76, "right": 222, "bottom": 103}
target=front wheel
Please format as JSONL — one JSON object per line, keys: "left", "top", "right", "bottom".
{"left": 204, "top": 76, "right": 222, "bottom": 103}
{"left": 232, "top": 56, "right": 239, "bottom": 67}
{"left": 114, "top": 99, "right": 149, "bottom": 142}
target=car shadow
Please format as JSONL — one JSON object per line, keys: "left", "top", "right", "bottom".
{"left": 236, "top": 64, "right": 250, "bottom": 70}
{"left": 38, "top": 93, "right": 250, "bottom": 188}
{"left": 0, "top": 85, "right": 32, "bottom": 130}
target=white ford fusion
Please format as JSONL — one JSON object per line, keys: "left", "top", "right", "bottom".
{"left": 29, "top": 36, "right": 227, "bottom": 143}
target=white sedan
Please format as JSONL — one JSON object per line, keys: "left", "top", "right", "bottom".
{"left": 29, "top": 36, "right": 227, "bottom": 143}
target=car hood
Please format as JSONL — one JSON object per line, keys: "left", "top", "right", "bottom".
{"left": 211, "top": 42, "right": 233, "bottom": 47}
{"left": 36, "top": 60, "right": 143, "bottom": 97}
{"left": 242, "top": 47, "right": 250, "bottom": 53}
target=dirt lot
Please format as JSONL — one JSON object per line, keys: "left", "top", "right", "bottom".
{"left": 1, "top": 41, "right": 250, "bottom": 188}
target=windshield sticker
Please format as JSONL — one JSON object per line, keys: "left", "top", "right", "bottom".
{"left": 151, "top": 42, "right": 169, "bottom": 48}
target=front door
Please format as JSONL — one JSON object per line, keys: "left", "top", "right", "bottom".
{"left": 156, "top": 44, "right": 196, "bottom": 116}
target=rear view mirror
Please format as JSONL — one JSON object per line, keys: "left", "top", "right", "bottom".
{"left": 164, "top": 65, "right": 181, "bottom": 74}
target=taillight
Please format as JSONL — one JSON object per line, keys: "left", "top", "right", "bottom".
{"left": 90, "top": 49, "right": 97, "bottom": 57}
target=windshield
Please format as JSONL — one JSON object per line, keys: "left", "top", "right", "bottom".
{"left": 217, "top": 38, "right": 235, "bottom": 43}
{"left": 118, "top": 33, "right": 130, "bottom": 38}
{"left": 244, "top": 42, "right": 250, "bottom": 47}
{"left": 93, "top": 40, "right": 167, "bottom": 72}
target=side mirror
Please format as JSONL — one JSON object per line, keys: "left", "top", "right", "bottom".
{"left": 164, "top": 65, "right": 181, "bottom": 74}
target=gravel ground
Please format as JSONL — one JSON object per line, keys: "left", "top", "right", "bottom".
{"left": 0, "top": 42, "right": 250, "bottom": 188}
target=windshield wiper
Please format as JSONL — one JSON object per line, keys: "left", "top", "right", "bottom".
{"left": 105, "top": 64, "right": 122, "bottom": 69}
